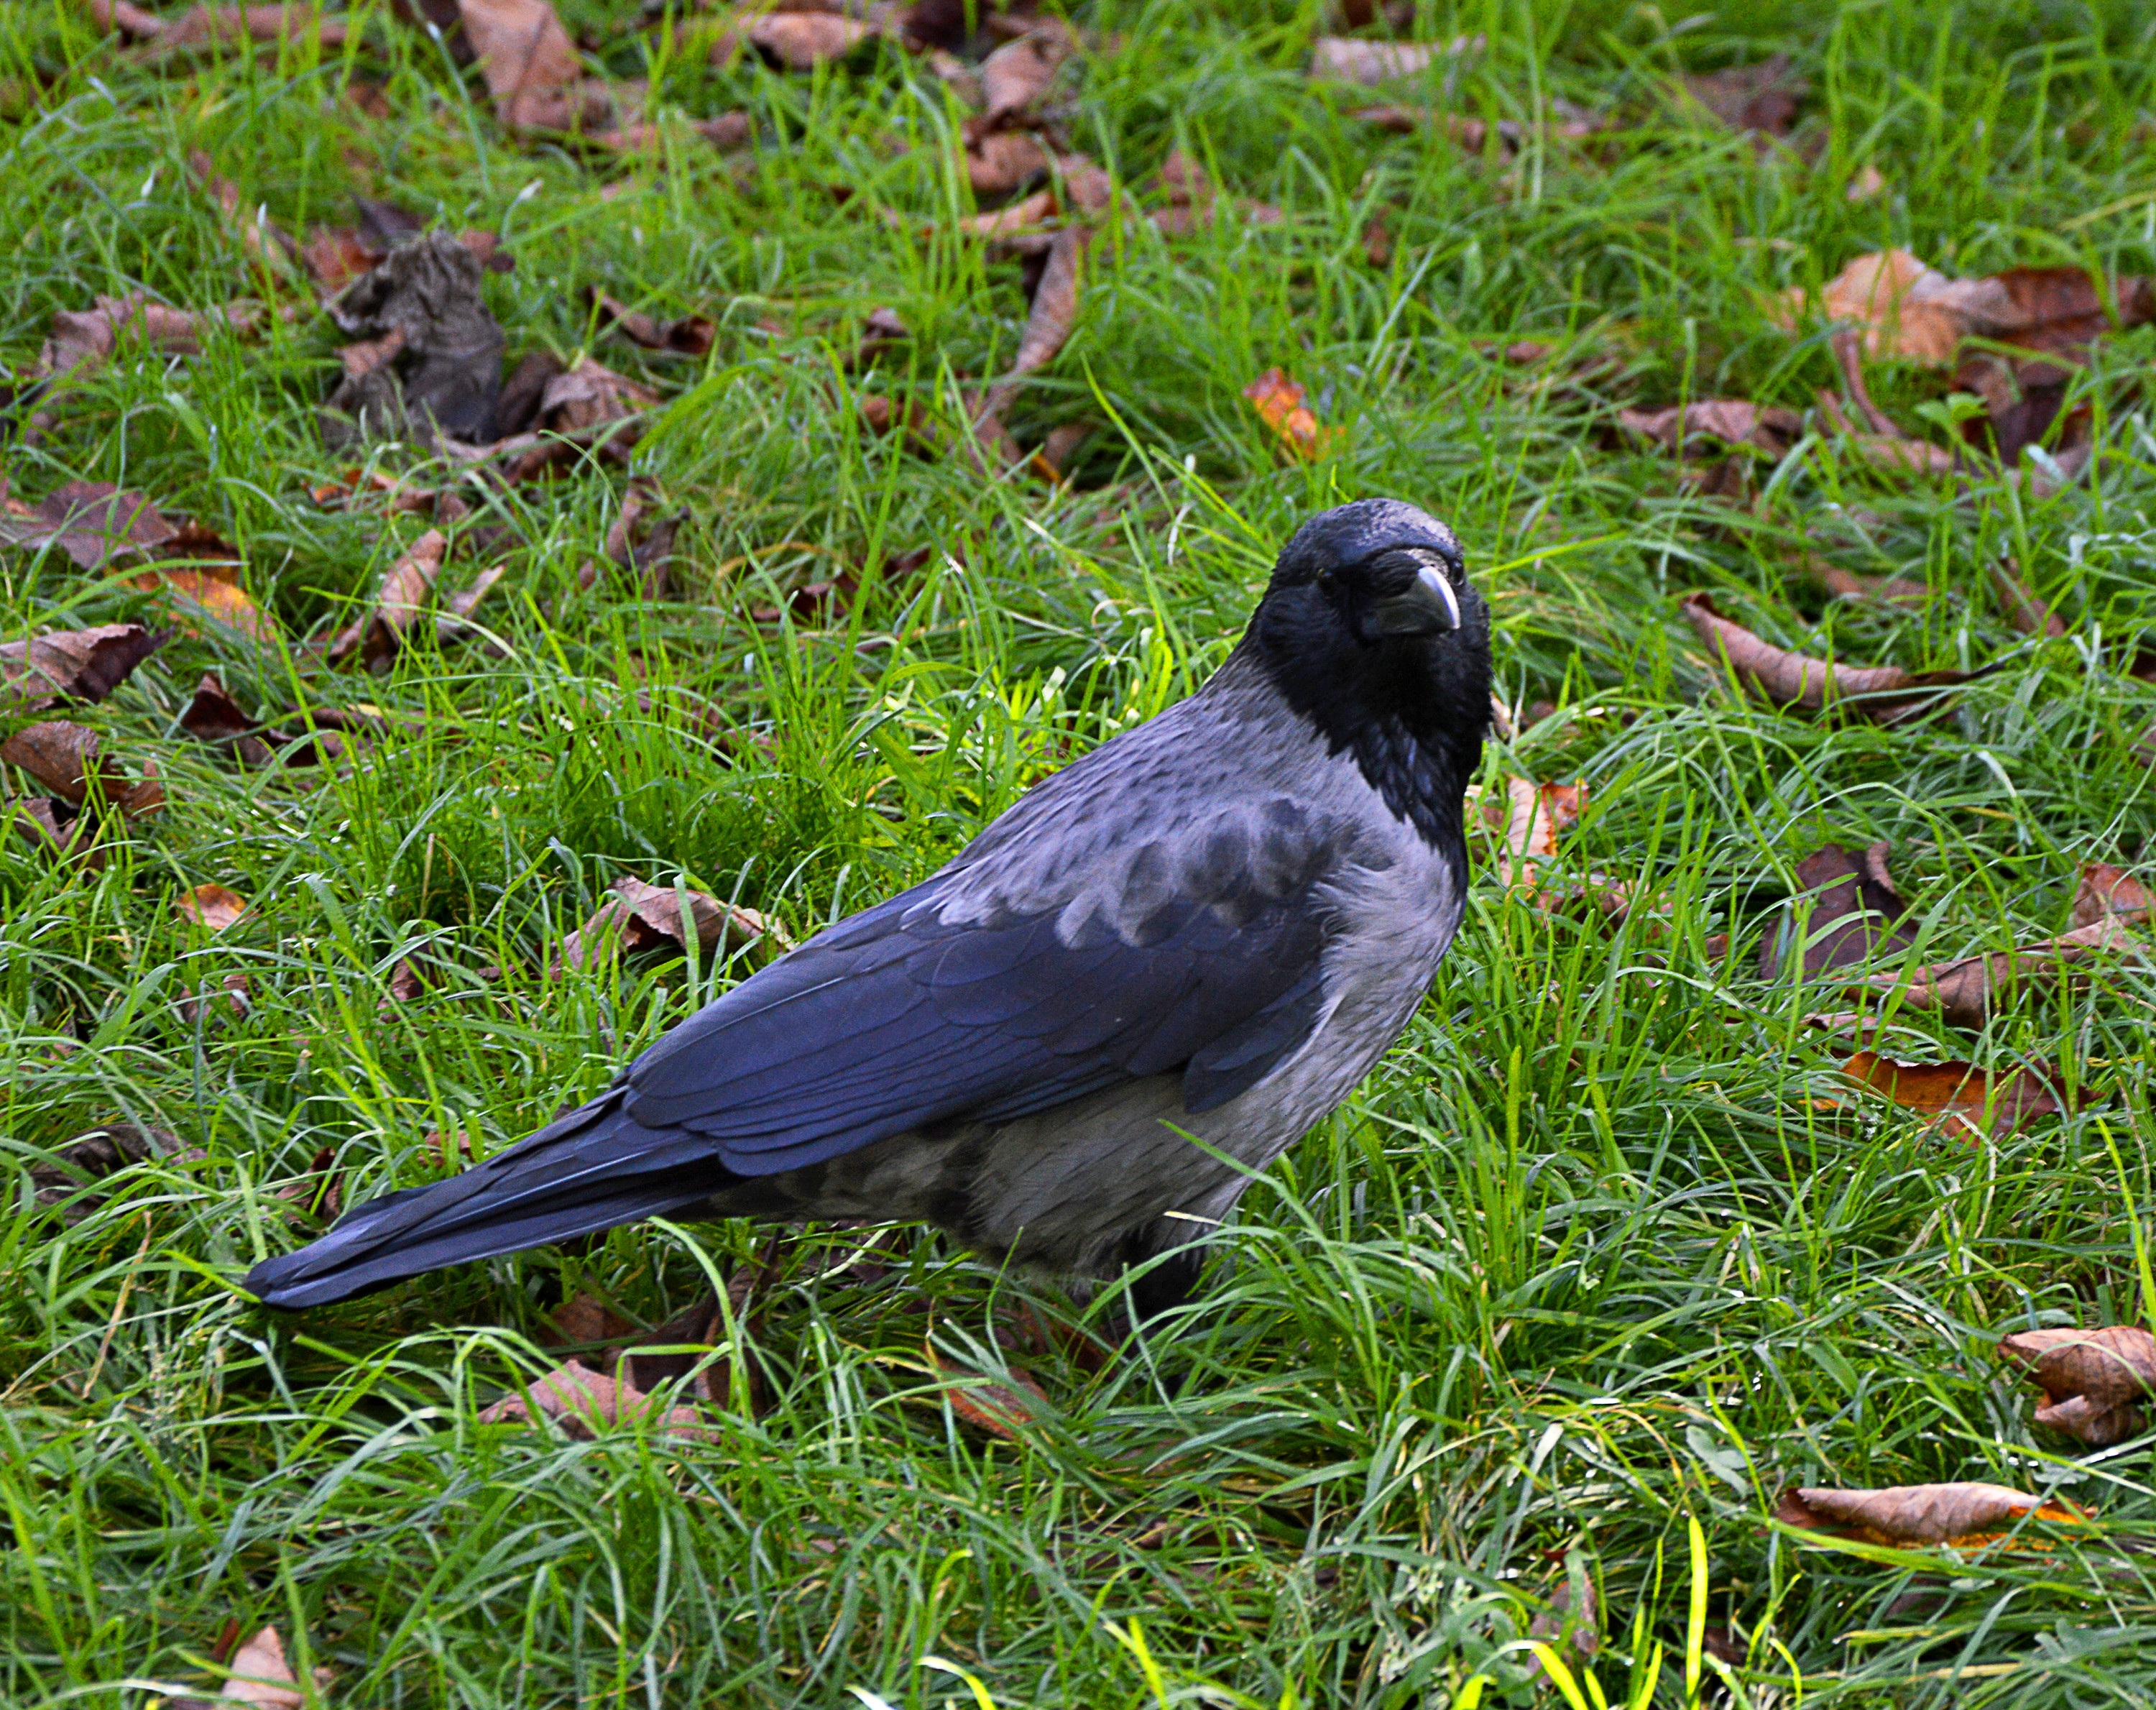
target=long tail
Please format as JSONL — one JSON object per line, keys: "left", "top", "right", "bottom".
{"left": 241, "top": 1090, "right": 735, "bottom": 1310}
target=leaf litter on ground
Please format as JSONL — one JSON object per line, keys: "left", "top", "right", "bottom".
{"left": 1775, "top": 1484, "right": 2088, "bottom": 1548}
{"left": 1996, "top": 1325, "right": 2156, "bottom": 1447}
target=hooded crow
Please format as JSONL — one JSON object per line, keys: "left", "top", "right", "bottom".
{"left": 244, "top": 498, "right": 1491, "bottom": 1317}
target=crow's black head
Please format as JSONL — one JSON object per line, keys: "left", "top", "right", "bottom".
{"left": 1245, "top": 498, "right": 1491, "bottom": 848}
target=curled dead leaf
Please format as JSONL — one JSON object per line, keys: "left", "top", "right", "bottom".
{"left": 1680, "top": 592, "right": 1973, "bottom": 722}
{"left": 559, "top": 875, "right": 783, "bottom": 972}
{"left": 1854, "top": 914, "right": 2144, "bottom": 1030}
{"left": 1776, "top": 1481, "right": 2085, "bottom": 1547}
{"left": 2073, "top": 862, "right": 2154, "bottom": 929}
{"left": 1619, "top": 400, "right": 1802, "bottom": 457}
{"left": 1, "top": 624, "right": 166, "bottom": 709}
{"left": 0, "top": 479, "right": 175, "bottom": 571}
{"left": 589, "top": 289, "right": 716, "bottom": 357}
{"left": 1309, "top": 33, "right": 1481, "bottom": 88}
{"left": 326, "top": 529, "right": 448, "bottom": 671}
{"left": 1998, "top": 1325, "right": 2156, "bottom": 1447}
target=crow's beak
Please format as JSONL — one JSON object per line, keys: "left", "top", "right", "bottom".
{"left": 1363, "top": 561, "right": 1462, "bottom": 638}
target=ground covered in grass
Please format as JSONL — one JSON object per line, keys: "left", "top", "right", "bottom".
{"left": 5, "top": 1, "right": 2156, "bottom": 1705}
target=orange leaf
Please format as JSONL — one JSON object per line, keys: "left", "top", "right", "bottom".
{"left": 1243, "top": 367, "right": 1340, "bottom": 461}
{"left": 177, "top": 882, "right": 248, "bottom": 931}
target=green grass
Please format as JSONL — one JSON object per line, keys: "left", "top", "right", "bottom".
{"left": 4, "top": 1, "right": 2156, "bottom": 1704}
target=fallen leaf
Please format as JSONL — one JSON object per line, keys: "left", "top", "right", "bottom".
{"left": 88, "top": 1, "right": 349, "bottom": 51}
{"left": 973, "top": 224, "right": 1085, "bottom": 443}
{"left": 545, "top": 1291, "right": 636, "bottom": 1347}
{"left": 30, "top": 293, "right": 261, "bottom": 392}
{"left": 214, "top": 1622, "right": 333, "bottom": 1706}
{"left": 1845, "top": 163, "right": 1886, "bottom": 202}
{"left": 966, "top": 129, "right": 1051, "bottom": 199}
{"left": 179, "top": 673, "right": 271, "bottom": 765}
{"left": 976, "top": 20, "right": 1072, "bottom": 129}
{"left": 1759, "top": 842, "right": 1916, "bottom": 980}
{"left": 479, "top": 1356, "right": 714, "bottom": 1441}
{"left": 178, "top": 970, "right": 253, "bottom": 1025}
{"left": 29, "top": 1121, "right": 189, "bottom": 1215}
{"left": 559, "top": 875, "right": 780, "bottom": 971}
{"left": 1989, "top": 557, "right": 2065, "bottom": 638}
{"left": 7, "top": 796, "right": 101, "bottom": 865}
{"left": 1841, "top": 1049, "right": 2067, "bottom": 1139}
{"left": 589, "top": 289, "right": 715, "bottom": 357}
{"left": 1309, "top": 33, "right": 1480, "bottom": 87}
{"left": 327, "top": 529, "right": 448, "bottom": 671}
{"left": 1147, "top": 147, "right": 1282, "bottom": 235}
{"left": 0, "top": 624, "right": 167, "bottom": 709}
{"left": 1800, "top": 554, "right": 1930, "bottom": 606}
{"left": 1244, "top": 367, "right": 1340, "bottom": 462}
{"left": 924, "top": 1341, "right": 1049, "bottom": 1439}
{"left": 141, "top": 566, "right": 279, "bottom": 645}
{"left": 2073, "top": 862, "right": 2154, "bottom": 929}
{"left": 275, "top": 1145, "right": 344, "bottom": 1221}
{"left": 1682, "top": 52, "right": 1804, "bottom": 138}
{"left": 178, "top": 883, "right": 249, "bottom": 931}
{"left": 184, "top": 150, "right": 303, "bottom": 281}
{"left": 436, "top": 565, "right": 507, "bottom": 644}
{"left": 1350, "top": 104, "right": 1603, "bottom": 156}
{"left": 0, "top": 480, "right": 175, "bottom": 570}
{"left": 1789, "top": 249, "right": 2155, "bottom": 371}
{"left": 1618, "top": 400, "right": 1802, "bottom": 457}
{"left": 1490, "top": 776, "right": 1583, "bottom": 894}
{"left": 448, "top": 0, "right": 610, "bottom": 132}
{"left": 1998, "top": 1325, "right": 2156, "bottom": 1447}
{"left": 1776, "top": 1481, "right": 2084, "bottom": 1546}
{"left": 1036, "top": 420, "right": 1092, "bottom": 478}
{"left": 1, "top": 721, "right": 117, "bottom": 805}
{"left": 1680, "top": 592, "right": 1973, "bottom": 723}
{"left": 715, "top": 12, "right": 878, "bottom": 70}
{"left": 323, "top": 234, "right": 507, "bottom": 445}
{"left": 1854, "top": 914, "right": 2143, "bottom": 1030}
{"left": 492, "top": 359, "right": 659, "bottom": 480}
{"left": 597, "top": 477, "right": 682, "bottom": 599}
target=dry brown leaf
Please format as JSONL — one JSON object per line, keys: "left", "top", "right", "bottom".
{"left": 479, "top": 1356, "right": 715, "bottom": 1442}
{"left": 32, "top": 293, "right": 260, "bottom": 390}
{"left": 589, "top": 289, "right": 715, "bottom": 357}
{"left": 559, "top": 875, "right": 781, "bottom": 972}
{"left": 715, "top": 12, "right": 878, "bottom": 71}
{"left": 178, "top": 970, "right": 252, "bottom": 1025}
{"left": 274, "top": 1145, "right": 344, "bottom": 1221}
{"left": 8, "top": 796, "right": 100, "bottom": 865}
{"left": 1680, "top": 592, "right": 1972, "bottom": 723}
{"left": 1776, "top": 1482, "right": 2085, "bottom": 1546}
{"left": 436, "top": 564, "right": 508, "bottom": 643}
{"left": 2073, "top": 862, "right": 2154, "bottom": 928}
{"left": 966, "top": 129, "right": 1051, "bottom": 199}
{"left": 1244, "top": 367, "right": 1340, "bottom": 462}
{"left": 1, "top": 720, "right": 116, "bottom": 805}
{"left": 1682, "top": 52, "right": 1804, "bottom": 137}
{"left": 28, "top": 1122, "right": 190, "bottom": 1215}
{"left": 925, "top": 1342, "right": 1049, "bottom": 1439}
{"left": 88, "top": 1, "right": 349, "bottom": 51}
{"left": 1619, "top": 400, "right": 1802, "bottom": 457}
{"left": 185, "top": 150, "right": 302, "bottom": 280}
{"left": 1, "top": 624, "right": 166, "bottom": 709}
{"left": 1855, "top": 914, "right": 2143, "bottom": 1030}
{"left": 0, "top": 480, "right": 175, "bottom": 570}
{"left": 1800, "top": 555, "right": 1930, "bottom": 606}
{"left": 974, "top": 224, "right": 1085, "bottom": 433}
{"left": 1841, "top": 1049, "right": 2066, "bottom": 1139}
{"left": 180, "top": 673, "right": 272, "bottom": 766}
{"left": 451, "top": 0, "right": 609, "bottom": 132}
{"left": 1309, "top": 33, "right": 1480, "bottom": 87}
{"left": 1990, "top": 557, "right": 2066, "bottom": 638}
{"left": 1789, "top": 249, "right": 2155, "bottom": 369}
{"left": 217, "top": 1622, "right": 332, "bottom": 1707}
{"left": 546, "top": 1292, "right": 636, "bottom": 1347}
{"left": 178, "top": 883, "right": 250, "bottom": 932}
{"left": 1998, "top": 1325, "right": 2156, "bottom": 1446}
{"left": 977, "top": 21, "right": 1072, "bottom": 128}
{"left": 1760, "top": 842, "right": 1916, "bottom": 980}
{"left": 326, "top": 529, "right": 448, "bottom": 671}
{"left": 1492, "top": 776, "right": 1583, "bottom": 893}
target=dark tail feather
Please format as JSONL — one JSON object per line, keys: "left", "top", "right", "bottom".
{"left": 241, "top": 1090, "right": 734, "bottom": 1310}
